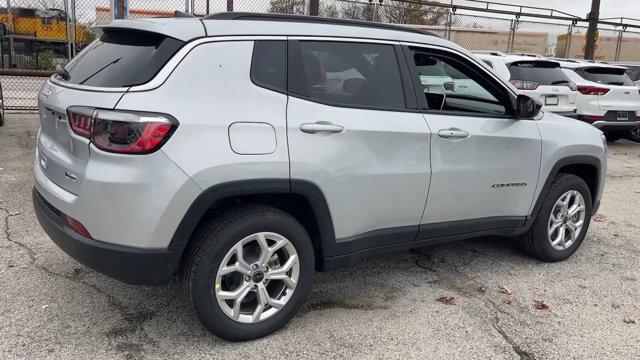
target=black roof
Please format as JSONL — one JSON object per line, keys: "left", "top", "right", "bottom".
{"left": 204, "top": 12, "right": 441, "bottom": 38}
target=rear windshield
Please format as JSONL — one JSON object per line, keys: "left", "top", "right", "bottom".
{"left": 508, "top": 61, "right": 571, "bottom": 86}
{"left": 63, "top": 30, "right": 184, "bottom": 87}
{"left": 576, "top": 67, "right": 634, "bottom": 86}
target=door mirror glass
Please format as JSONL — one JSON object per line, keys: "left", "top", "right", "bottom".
{"left": 516, "top": 94, "right": 542, "bottom": 118}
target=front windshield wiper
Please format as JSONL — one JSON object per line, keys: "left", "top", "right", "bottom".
{"left": 78, "top": 58, "right": 121, "bottom": 85}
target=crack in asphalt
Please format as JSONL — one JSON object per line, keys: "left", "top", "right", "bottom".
{"left": 411, "top": 248, "right": 536, "bottom": 360}
{"left": 0, "top": 206, "right": 157, "bottom": 358}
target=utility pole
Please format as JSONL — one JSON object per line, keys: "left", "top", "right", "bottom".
{"left": 310, "top": 0, "right": 320, "bottom": 16}
{"left": 112, "top": 0, "right": 128, "bottom": 20}
{"left": 584, "top": 0, "right": 600, "bottom": 60}
{"left": 227, "top": 0, "right": 234, "bottom": 12}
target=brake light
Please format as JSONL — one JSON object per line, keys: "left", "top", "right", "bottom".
{"left": 577, "top": 85, "right": 610, "bottom": 96}
{"left": 66, "top": 107, "right": 178, "bottom": 154}
{"left": 510, "top": 80, "right": 539, "bottom": 90}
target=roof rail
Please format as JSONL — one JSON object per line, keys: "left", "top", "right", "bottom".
{"left": 471, "top": 50, "right": 505, "bottom": 56}
{"left": 204, "top": 12, "right": 441, "bottom": 38}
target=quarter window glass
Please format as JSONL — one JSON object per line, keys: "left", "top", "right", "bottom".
{"left": 412, "top": 52, "right": 506, "bottom": 115}
{"left": 294, "top": 41, "right": 406, "bottom": 110}
{"left": 251, "top": 41, "right": 287, "bottom": 92}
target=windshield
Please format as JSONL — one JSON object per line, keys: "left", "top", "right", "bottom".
{"left": 62, "top": 30, "right": 184, "bottom": 87}
{"left": 508, "top": 61, "right": 571, "bottom": 86}
{"left": 576, "top": 67, "right": 634, "bottom": 86}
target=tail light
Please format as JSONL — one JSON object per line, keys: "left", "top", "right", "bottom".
{"left": 510, "top": 80, "right": 539, "bottom": 90}
{"left": 577, "top": 85, "right": 610, "bottom": 96}
{"left": 66, "top": 107, "right": 178, "bottom": 154}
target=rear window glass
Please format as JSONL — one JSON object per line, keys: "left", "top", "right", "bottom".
{"left": 508, "top": 61, "right": 571, "bottom": 86}
{"left": 63, "top": 30, "right": 184, "bottom": 87}
{"left": 577, "top": 67, "right": 634, "bottom": 86}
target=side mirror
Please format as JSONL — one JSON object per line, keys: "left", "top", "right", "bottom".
{"left": 634, "top": 80, "right": 640, "bottom": 88}
{"left": 443, "top": 81, "right": 455, "bottom": 92}
{"left": 516, "top": 94, "right": 542, "bottom": 118}
{"left": 0, "top": 23, "right": 6, "bottom": 37}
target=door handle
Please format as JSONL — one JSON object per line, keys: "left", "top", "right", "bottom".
{"left": 300, "top": 122, "right": 344, "bottom": 134}
{"left": 438, "top": 129, "right": 470, "bottom": 139}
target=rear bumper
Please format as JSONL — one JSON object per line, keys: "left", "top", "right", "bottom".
{"left": 33, "top": 187, "right": 185, "bottom": 285}
{"left": 590, "top": 120, "right": 640, "bottom": 131}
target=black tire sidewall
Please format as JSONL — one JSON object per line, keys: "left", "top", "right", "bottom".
{"left": 627, "top": 127, "right": 640, "bottom": 143}
{"left": 189, "top": 210, "right": 314, "bottom": 341}
{"left": 532, "top": 175, "right": 593, "bottom": 261}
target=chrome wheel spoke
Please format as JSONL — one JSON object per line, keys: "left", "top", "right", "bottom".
{"left": 548, "top": 190, "right": 586, "bottom": 251}
{"left": 215, "top": 232, "right": 300, "bottom": 324}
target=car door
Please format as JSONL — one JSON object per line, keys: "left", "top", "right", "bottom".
{"left": 404, "top": 46, "right": 542, "bottom": 239}
{"left": 286, "top": 39, "right": 431, "bottom": 256}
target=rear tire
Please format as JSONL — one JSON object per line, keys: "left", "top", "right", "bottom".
{"left": 182, "top": 204, "right": 314, "bottom": 341}
{"left": 626, "top": 126, "right": 640, "bottom": 143}
{"left": 518, "top": 173, "right": 592, "bottom": 262}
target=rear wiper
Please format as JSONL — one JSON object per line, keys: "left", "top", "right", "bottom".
{"left": 551, "top": 80, "right": 570, "bottom": 85}
{"left": 607, "top": 81, "right": 625, "bottom": 86}
{"left": 78, "top": 58, "right": 121, "bottom": 85}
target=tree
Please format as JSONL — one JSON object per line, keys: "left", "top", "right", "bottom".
{"left": 381, "top": 0, "right": 450, "bottom": 26}
{"left": 268, "top": 0, "right": 307, "bottom": 15}
{"left": 320, "top": 4, "right": 340, "bottom": 18}
{"left": 340, "top": 2, "right": 376, "bottom": 22}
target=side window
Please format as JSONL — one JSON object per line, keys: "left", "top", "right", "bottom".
{"left": 251, "top": 41, "right": 286, "bottom": 92}
{"left": 289, "top": 41, "right": 406, "bottom": 110}
{"left": 410, "top": 49, "right": 508, "bottom": 116}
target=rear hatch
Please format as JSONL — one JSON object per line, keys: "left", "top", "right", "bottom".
{"left": 37, "top": 29, "right": 184, "bottom": 195}
{"left": 508, "top": 60, "right": 577, "bottom": 112}
{"left": 575, "top": 67, "right": 640, "bottom": 113}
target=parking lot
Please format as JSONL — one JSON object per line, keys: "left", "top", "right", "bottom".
{"left": 0, "top": 113, "right": 638, "bottom": 359}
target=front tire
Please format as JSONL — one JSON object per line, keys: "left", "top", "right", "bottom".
{"left": 519, "top": 173, "right": 592, "bottom": 262}
{"left": 182, "top": 205, "right": 315, "bottom": 341}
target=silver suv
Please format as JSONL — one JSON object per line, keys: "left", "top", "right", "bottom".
{"left": 33, "top": 13, "right": 607, "bottom": 341}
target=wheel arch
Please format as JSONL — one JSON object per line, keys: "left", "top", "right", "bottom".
{"left": 528, "top": 155, "right": 602, "bottom": 227}
{"left": 170, "top": 179, "right": 336, "bottom": 271}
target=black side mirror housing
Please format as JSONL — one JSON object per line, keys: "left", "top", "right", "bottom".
{"left": 516, "top": 94, "right": 542, "bottom": 118}
{"left": 0, "top": 23, "right": 6, "bottom": 37}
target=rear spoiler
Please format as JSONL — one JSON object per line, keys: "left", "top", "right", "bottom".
{"left": 93, "top": 18, "right": 205, "bottom": 41}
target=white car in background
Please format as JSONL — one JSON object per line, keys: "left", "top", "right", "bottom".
{"left": 556, "top": 60, "right": 640, "bottom": 141}
{"left": 474, "top": 53, "right": 578, "bottom": 117}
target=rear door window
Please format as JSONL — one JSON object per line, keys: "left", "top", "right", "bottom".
{"left": 62, "top": 30, "right": 184, "bottom": 87}
{"left": 251, "top": 41, "right": 287, "bottom": 92}
{"left": 508, "top": 61, "right": 571, "bottom": 86}
{"left": 289, "top": 41, "right": 406, "bottom": 110}
{"left": 576, "top": 67, "right": 635, "bottom": 86}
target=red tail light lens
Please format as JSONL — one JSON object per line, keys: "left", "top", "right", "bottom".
{"left": 67, "top": 107, "right": 94, "bottom": 138}
{"left": 510, "top": 79, "right": 539, "bottom": 90}
{"left": 66, "top": 215, "right": 92, "bottom": 239}
{"left": 577, "top": 85, "right": 610, "bottom": 96}
{"left": 66, "top": 107, "right": 178, "bottom": 154}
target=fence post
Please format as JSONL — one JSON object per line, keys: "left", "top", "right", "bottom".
{"left": 614, "top": 26, "right": 625, "bottom": 61}
{"left": 64, "top": 0, "right": 72, "bottom": 62}
{"left": 446, "top": 9, "right": 453, "bottom": 41}
{"left": 7, "top": 0, "right": 14, "bottom": 68}
{"left": 508, "top": 18, "right": 519, "bottom": 53}
{"left": 563, "top": 22, "right": 574, "bottom": 59}
{"left": 310, "top": 0, "right": 319, "bottom": 16}
{"left": 226, "top": 0, "right": 234, "bottom": 12}
{"left": 112, "top": 0, "right": 128, "bottom": 19}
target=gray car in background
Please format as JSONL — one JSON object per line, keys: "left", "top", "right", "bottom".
{"left": 32, "top": 13, "right": 607, "bottom": 341}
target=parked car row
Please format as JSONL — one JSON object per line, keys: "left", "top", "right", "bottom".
{"left": 469, "top": 52, "right": 640, "bottom": 143}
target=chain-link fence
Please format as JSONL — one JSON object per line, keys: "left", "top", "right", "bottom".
{"left": 1, "top": 0, "right": 639, "bottom": 111}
